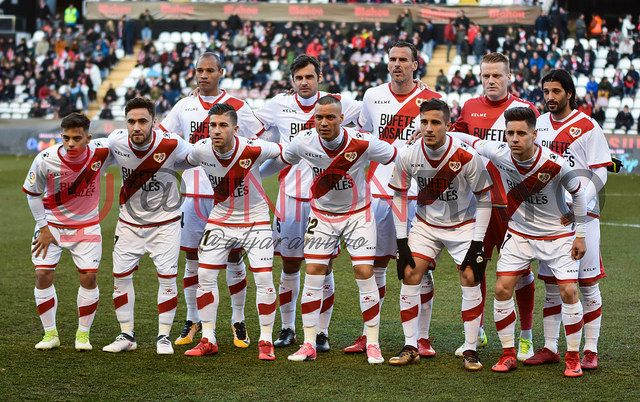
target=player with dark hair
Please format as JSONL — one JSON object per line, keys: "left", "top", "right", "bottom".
{"left": 450, "top": 52, "right": 540, "bottom": 360}
{"left": 279, "top": 95, "right": 397, "bottom": 364}
{"left": 159, "top": 52, "right": 265, "bottom": 348}
{"left": 453, "top": 107, "right": 588, "bottom": 377}
{"left": 526, "top": 69, "right": 612, "bottom": 370}
{"left": 183, "top": 102, "right": 282, "bottom": 360}
{"left": 349, "top": 40, "right": 442, "bottom": 356}
{"left": 23, "top": 113, "right": 112, "bottom": 351}
{"left": 388, "top": 99, "right": 491, "bottom": 370}
{"left": 103, "top": 97, "right": 193, "bottom": 355}
{"left": 256, "top": 54, "right": 361, "bottom": 351}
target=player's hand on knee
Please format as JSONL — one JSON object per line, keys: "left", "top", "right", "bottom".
{"left": 396, "top": 238, "right": 415, "bottom": 280}
{"left": 32, "top": 226, "right": 58, "bottom": 259}
{"left": 461, "top": 240, "right": 486, "bottom": 283}
{"left": 571, "top": 237, "right": 586, "bottom": 260}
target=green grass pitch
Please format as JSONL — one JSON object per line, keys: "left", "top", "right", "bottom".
{"left": 0, "top": 154, "right": 638, "bottom": 400}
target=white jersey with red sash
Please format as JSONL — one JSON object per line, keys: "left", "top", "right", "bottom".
{"left": 22, "top": 139, "right": 113, "bottom": 228}
{"left": 452, "top": 94, "right": 539, "bottom": 207}
{"left": 536, "top": 109, "right": 612, "bottom": 216}
{"left": 159, "top": 91, "right": 265, "bottom": 198}
{"left": 186, "top": 136, "right": 281, "bottom": 226}
{"left": 108, "top": 129, "right": 192, "bottom": 226}
{"left": 282, "top": 127, "right": 397, "bottom": 215}
{"left": 471, "top": 140, "right": 582, "bottom": 239}
{"left": 357, "top": 83, "right": 442, "bottom": 198}
{"left": 389, "top": 135, "right": 491, "bottom": 228}
{"left": 255, "top": 91, "right": 361, "bottom": 200}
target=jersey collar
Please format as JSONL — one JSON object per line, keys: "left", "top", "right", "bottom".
{"left": 318, "top": 127, "right": 348, "bottom": 158}
{"left": 388, "top": 83, "right": 418, "bottom": 103}
{"left": 295, "top": 92, "right": 319, "bottom": 113}
{"left": 199, "top": 90, "right": 226, "bottom": 110}
{"left": 128, "top": 130, "right": 157, "bottom": 159}
{"left": 213, "top": 136, "right": 239, "bottom": 168}
{"left": 511, "top": 145, "right": 541, "bottom": 176}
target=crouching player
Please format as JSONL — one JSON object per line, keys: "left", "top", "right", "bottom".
{"left": 388, "top": 99, "right": 492, "bottom": 370}
{"left": 183, "top": 103, "right": 280, "bottom": 360}
{"left": 282, "top": 95, "right": 397, "bottom": 364}
{"left": 454, "top": 107, "right": 587, "bottom": 377}
{"left": 23, "top": 113, "right": 112, "bottom": 350}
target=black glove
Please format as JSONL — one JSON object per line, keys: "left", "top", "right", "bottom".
{"left": 396, "top": 238, "right": 415, "bottom": 280}
{"left": 461, "top": 240, "right": 486, "bottom": 283}
{"left": 607, "top": 157, "right": 623, "bottom": 173}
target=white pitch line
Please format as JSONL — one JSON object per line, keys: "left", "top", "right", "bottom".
{"left": 603, "top": 193, "right": 640, "bottom": 196}
{"left": 601, "top": 222, "right": 640, "bottom": 228}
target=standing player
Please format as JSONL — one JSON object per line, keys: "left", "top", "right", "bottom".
{"left": 450, "top": 52, "right": 539, "bottom": 360}
{"left": 255, "top": 54, "right": 361, "bottom": 351}
{"left": 351, "top": 41, "right": 442, "bottom": 356}
{"left": 159, "top": 52, "right": 266, "bottom": 348}
{"left": 23, "top": 113, "right": 112, "bottom": 351}
{"left": 388, "top": 99, "right": 492, "bottom": 370}
{"left": 455, "top": 107, "right": 588, "bottom": 377}
{"left": 525, "top": 69, "right": 611, "bottom": 370}
{"left": 183, "top": 103, "right": 280, "bottom": 360}
{"left": 282, "top": 96, "right": 397, "bottom": 364}
{"left": 102, "top": 97, "right": 193, "bottom": 355}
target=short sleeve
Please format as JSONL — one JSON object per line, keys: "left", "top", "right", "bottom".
{"left": 159, "top": 105, "right": 181, "bottom": 134}
{"left": 23, "top": 156, "right": 45, "bottom": 196}
{"left": 388, "top": 150, "right": 411, "bottom": 192}
{"left": 237, "top": 102, "right": 266, "bottom": 138}
{"left": 356, "top": 91, "right": 373, "bottom": 132}
{"left": 341, "top": 94, "right": 362, "bottom": 126}
{"left": 369, "top": 135, "right": 397, "bottom": 165}
{"left": 282, "top": 137, "right": 302, "bottom": 165}
{"left": 585, "top": 123, "right": 612, "bottom": 169}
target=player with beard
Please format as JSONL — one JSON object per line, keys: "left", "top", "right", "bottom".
{"left": 524, "top": 69, "right": 611, "bottom": 370}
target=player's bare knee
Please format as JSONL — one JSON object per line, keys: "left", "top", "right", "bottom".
{"left": 79, "top": 272, "right": 97, "bottom": 289}
{"left": 459, "top": 267, "right": 476, "bottom": 287}
{"left": 374, "top": 257, "right": 390, "bottom": 268}
{"left": 282, "top": 259, "right": 302, "bottom": 274}
{"left": 494, "top": 279, "right": 514, "bottom": 301}
{"left": 558, "top": 283, "right": 579, "bottom": 304}
{"left": 35, "top": 269, "right": 54, "bottom": 289}
{"left": 353, "top": 264, "right": 374, "bottom": 280}
{"left": 228, "top": 250, "right": 243, "bottom": 263}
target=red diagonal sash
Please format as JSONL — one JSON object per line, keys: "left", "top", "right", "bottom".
{"left": 212, "top": 145, "right": 262, "bottom": 205}
{"left": 311, "top": 137, "right": 368, "bottom": 200}
{"left": 119, "top": 138, "right": 178, "bottom": 205}
{"left": 43, "top": 147, "right": 110, "bottom": 209}
{"left": 417, "top": 147, "right": 473, "bottom": 206}
{"left": 506, "top": 160, "right": 562, "bottom": 218}
{"left": 547, "top": 117, "right": 589, "bottom": 156}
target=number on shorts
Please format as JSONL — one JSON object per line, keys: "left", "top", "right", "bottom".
{"left": 201, "top": 229, "right": 211, "bottom": 246}
{"left": 500, "top": 233, "right": 512, "bottom": 250}
{"left": 306, "top": 217, "right": 318, "bottom": 235}
{"left": 275, "top": 217, "right": 281, "bottom": 233}
{"left": 33, "top": 229, "right": 41, "bottom": 241}
{"left": 114, "top": 235, "right": 119, "bottom": 246}
{"left": 181, "top": 212, "right": 184, "bottom": 228}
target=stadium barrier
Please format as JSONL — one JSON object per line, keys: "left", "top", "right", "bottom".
{"left": 1, "top": 118, "right": 638, "bottom": 174}
{"left": 85, "top": 2, "right": 539, "bottom": 26}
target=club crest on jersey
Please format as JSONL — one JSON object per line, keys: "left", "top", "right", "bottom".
{"left": 153, "top": 153, "right": 166, "bottom": 163}
{"left": 415, "top": 98, "right": 425, "bottom": 106}
{"left": 239, "top": 158, "right": 252, "bottom": 169}
{"left": 569, "top": 127, "right": 582, "bottom": 138}
{"left": 537, "top": 172, "right": 551, "bottom": 183}
{"left": 344, "top": 152, "right": 357, "bottom": 162}
{"left": 91, "top": 161, "right": 102, "bottom": 171}
{"left": 449, "top": 161, "right": 462, "bottom": 172}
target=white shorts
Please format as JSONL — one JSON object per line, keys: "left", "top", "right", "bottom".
{"left": 199, "top": 223, "right": 274, "bottom": 272}
{"left": 180, "top": 196, "right": 214, "bottom": 253}
{"left": 372, "top": 196, "right": 417, "bottom": 260}
{"left": 538, "top": 218, "right": 605, "bottom": 285}
{"left": 113, "top": 219, "right": 181, "bottom": 278}
{"left": 498, "top": 231, "right": 579, "bottom": 283}
{"left": 408, "top": 219, "right": 473, "bottom": 269}
{"left": 273, "top": 194, "right": 310, "bottom": 261}
{"left": 304, "top": 207, "right": 376, "bottom": 266}
{"left": 31, "top": 224, "right": 102, "bottom": 273}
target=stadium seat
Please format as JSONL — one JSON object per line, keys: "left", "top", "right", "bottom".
{"left": 605, "top": 107, "right": 619, "bottom": 120}
{"left": 577, "top": 76, "right": 589, "bottom": 88}
{"left": 575, "top": 86, "right": 586, "bottom": 98}
{"left": 271, "top": 70, "right": 283, "bottom": 81}
{"left": 164, "top": 42, "right": 175, "bottom": 52}
{"left": 621, "top": 97, "right": 634, "bottom": 109}
{"left": 631, "top": 109, "right": 640, "bottom": 120}
{"left": 115, "top": 49, "right": 124, "bottom": 59}
{"left": 628, "top": 129, "right": 638, "bottom": 135}
{"left": 0, "top": 113, "right": 10, "bottom": 119}
{"left": 597, "top": 48, "right": 608, "bottom": 59}
{"left": 593, "top": 67, "right": 604, "bottom": 79}
{"left": 460, "top": 93, "right": 472, "bottom": 107}
{"left": 221, "top": 78, "right": 233, "bottom": 89}
{"left": 447, "top": 92, "right": 460, "bottom": 104}
{"left": 618, "top": 59, "right": 631, "bottom": 70}
{"left": 632, "top": 59, "right": 640, "bottom": 70}
{"left": 192, "top": 32, "right": 203, "bottom": 43}
{"left": 594, "top": 59, "right": 607, "bottom": 69}
{"left": 446, "top": 0, "right": 460, "bottom": 4}
{"left": 608, "top": 97, "right": 621, "bottom": 109}
{"left": 158, "top": 32, "right": 171, "bottom": 43}
{"left": 603, "top": 121, "right": 615, "bottom": 131}
{"left": 604, "top": 67, "right": 616, "bottom": 78}
{"left": 171, "top": 32, "right": 181, "bottom": 43}
{"left": 181, "top": 32, "right": 191, "bottom": 43}
{"left": 589, "top": 39, "right": 598, "bottom": 49}
{"left": 564, "top": 38, "right": 575, "bottom": 51}
{"left": 613, "top": 129, "right": 626, "bottom": 134}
